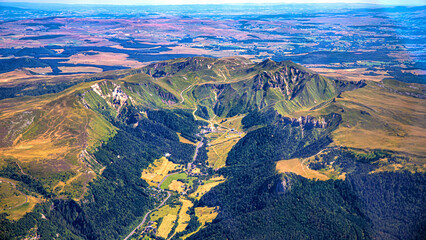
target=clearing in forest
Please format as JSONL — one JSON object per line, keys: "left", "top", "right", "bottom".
{"left": 161, "top": 173, "right": 196, "bottom": 190}
{"left": 195, "top": 206, "right": 218, "bottom": 225}
{"left": 141, "top": 157, "right": 181, "bottom": 186}
{"left": 150, "top": 203, "right": 180, "bottom": 239}
{"left": 175, "top": 198, "right": 194, "bottom": 233}
{"left": 189, "top": 176, "right": 225, "bottom": 200}
{"left": 167, "top": 180, "right": 185, "bottom": 193}
{"left": 207, "top": 131, "right": 244, "bottom": 169}
{"left": 157, "top": 214, "right": 177, "bottom": 239}
{"left": 276, "top": 158, "right": 329, "bottom": 180}
{"left": 177, "top": 133, "right": 196, "bottom": 145}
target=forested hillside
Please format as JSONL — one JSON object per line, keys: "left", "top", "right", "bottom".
{"left": 0, "top": 57, "right": 424, "bottom": 240}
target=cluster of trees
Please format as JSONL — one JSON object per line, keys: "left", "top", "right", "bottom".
{"left": 0, "top": 159, "right": 49, "bottom": 197}
{"left": 191, "top": 108, "right": 425, "bottom": 239}
{"left": 0, "top": 57, "right": 47, "bottom": 74}
{"left": 190, "top": 117, "right": 371, "bottom": 239}
{"left": 308, "top": 147, "right": 408, "bottom": 175}
{"left": 0, "top": 105, "right": 205, "bottom": 239}
{"left": 0, "top": 200, "right": 93, "bottom": 239}
{"left": 347, "top": 172, "right": 425, "bottom": 239}
{"left": 241, "top": 108, "right": 280, "bottom": 129}
{"left": 194, "top": 105, "right": 210, "bottom": 120}
{"left": 171, "top": 209, "right": 201, "bottom": 240}
{"left": 147, "top": 109, "right": 206, "bottom": 142}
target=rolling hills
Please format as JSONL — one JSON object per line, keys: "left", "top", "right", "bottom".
{"left": 0, "top": 57, "right": 424, "bottom": 240}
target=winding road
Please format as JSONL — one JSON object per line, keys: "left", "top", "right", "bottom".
{"left": 124, "top": 137, "right": 204, "bottom": 240}
{"left": 123, "top": 190, "right": 171, "bottom": 240}
{"left": 158, "top": 172, "right": 178, "bottom": 189}
{"left": 179, "top": 84, "right": 194, "bottom": 104}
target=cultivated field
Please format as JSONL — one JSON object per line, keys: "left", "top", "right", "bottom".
{"left": 150, "top": 204, "right": 180, "bottom": 239}
{"left": 190, "top": 176, "right": 225, "bottom": 200}
{"left": 167, "top": 180, "right": 185, "bottom": 193}
{"left": 175, "top": 198, "right": 194, "bottom": 233}
{"left": 141, "top": 157, "right": 181, "bottom": 187}
{"left": 161, "top": 173, "right": 196, "bottom": 190}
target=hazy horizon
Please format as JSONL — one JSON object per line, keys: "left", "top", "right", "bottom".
{"left": 0, "top": 0, "right": 425, "bottom": 6}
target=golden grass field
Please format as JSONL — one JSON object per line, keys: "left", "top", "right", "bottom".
{"left": 276, "top": 158, "right": 329, "bottom": 181}
{"left": 157, "top": 214, "right": 177, "bottom": 239}
{"left": 177, "top": 133, "right": 196, "bottom": 145}
{"left": 370, "top": 160, "right": 417, "bottom": 174}
{"left": 0, "top": 69, "right": 52, "bottom": 86}
{"left": 150, "top": 204, "right": 180, "bottom": 239}
{"left": 189, "top": 176, "right": 225, "bottom": 200}
{"left": 331, "top": 84, "right": 426, "bottom": 162}
{"left": 195, "top": 206, "right": 218, "bottom": 225}
{"left": 175, "top": 198, "right": 194, "bottom": 233}
{"left": 150, "top": 204, "right": 180, "bottom": 222}
{"left": 0, "top": 81, "right": 117, "bottom": 214}
{"left": 286, "top": 82, "right": 426, "bottom": 165}
{"left": 189, "top": 167, "right": 201, "bottom": 174}
{"left": 206, "top": 131, "right": 244, "bottom": 169}
{"left": 141, "top": 157, "right": 181, "bottom": 187}
{"left": 181, "top": 206, "right": 219, "bottom": 239}
{"left": 167, "top": 180, "right": 185, "bottom": 193}
{"left": 54, "top": 171, "right": 96, "bottom": 200}
{"left": 24, "top": 66, "right": 53, "bottom": 74}
{"left": 5, "top": 195, "right": 41, "bottom": 221}
{"left": 58, "top": 66, "right": 103, "bottom": 73}
{"left": 64, "top": 51, "right": 144, "bottom": 68}
{"left": 309, "top": 67, "right": 390, "bottom": 82}
{"left": 217, "top": 115, "right": 246, "bottom": 132}
{"left": 0, "top": 177, "right": 42, "bottom": 220}
{"left": 0, "top": 178, "right": 26, "bottom": 210}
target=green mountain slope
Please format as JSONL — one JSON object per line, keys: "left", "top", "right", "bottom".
{"left": 0, "top": 57, "right": 424, "bottom": 240}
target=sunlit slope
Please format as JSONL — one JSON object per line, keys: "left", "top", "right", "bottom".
{"left": 285, "top": 79, "right": 426, "bottom": 162}
{"left": 0, "top": 83, "right": 117, "bottom": 201}
{"left": 138, "top": 57, "right": 339, "bottom": 117}
{"left": 274, "top": 79, "right": 426, "bottom": 180}
{"left": 1, "top": 56, "right": 423, "bottom": 226}
{"left": 0, "top": 56, "right": 409, "bottom": 200}
{"left": 331, "top": 83, "right": 425, "bottom": 160}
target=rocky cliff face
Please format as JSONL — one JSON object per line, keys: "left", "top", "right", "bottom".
{"left": 275, "top": 174, "right": 296, "bottom": 194}
{"left": 280, "top": 115, "right": 328, "bottom": 129}
{"left": 91, "top": 81, "right": 131, "bottom": 113}
{"left": 252, "top": 60, "right": 317, "bottom": 100}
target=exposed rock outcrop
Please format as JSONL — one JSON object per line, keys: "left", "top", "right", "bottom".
{"left": 252, "top": 60, "right": 318, "bottom": 100}
{"left": 90, "top": 81, "right": 131, "bottom": 113}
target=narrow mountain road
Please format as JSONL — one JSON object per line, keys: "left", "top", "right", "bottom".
{"left": 124, "top": 137, "right": 204, "bottom": 240}
{"left": 192, "top": 105, "right": 198, "bottom": 121}
{"left": 188, "top": 137, "right": 203, "bottom": 171}
{"left": 123, "top": 191, "right": 171, "bottom": 240}
{"left": 179, "top": 84, "right": 193, "bottom": 104}
{"left": 16, "top": 162, "right": 29, "bottom": 176}
{"left": 193, "top": 139, "right": 204, "bottom": 161}
{"left": 158, "top": 172, "right": 180, "bottom": 189}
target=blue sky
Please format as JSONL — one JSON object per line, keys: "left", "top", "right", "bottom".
{"left": 0, "top": 0, "right": 424, "bottom": 5}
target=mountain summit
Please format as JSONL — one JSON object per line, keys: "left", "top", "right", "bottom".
{"left": 0, "top": 57, "right": 424, "bottom": 240}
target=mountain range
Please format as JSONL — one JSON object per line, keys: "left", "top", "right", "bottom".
{"left": 0, "top": 57, "right": 425, "bottom": 240}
